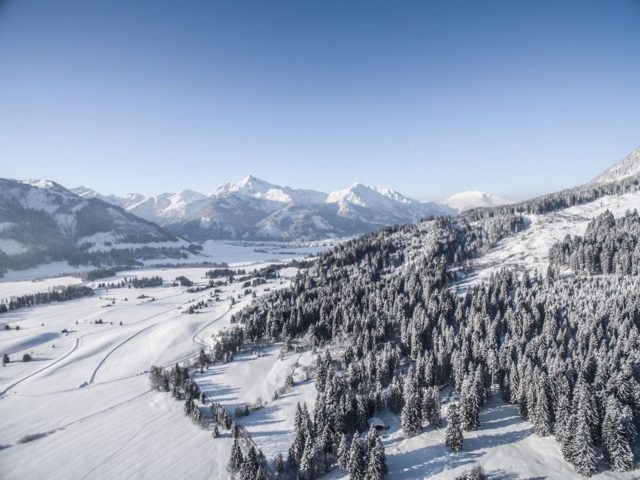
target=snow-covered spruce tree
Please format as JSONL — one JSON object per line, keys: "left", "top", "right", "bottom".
{"left": 533, "top": 374, "right": 552, "bottom": 437}
{"left": 367, "top": 434, "right": 388, "bottom": 480}
{"left": 445, "top": 403, "right": 464, "bottom": 453}
{"left": 288, "top": 402, "right": 308, "bottom": 467}
{"left": 337, "top": 433, "right": 350, "bottom": 471}
{"left": 229, "top": 436, "right": 243, "bottom": 472}
{"left": 401, "top": 369, "right": 422, "bottom": 437}
{"left": 298, "top": 441, "right": 316, "bottom": 480}
{"left": 459, "top": 376, "right": 480, "bottom": 431}
{"left": 424, "top": 386, "right": 442, "bottom": 429}
{"left": 239, "top": 446, "right": 259, "bottom": 480}
{"left": 364, "top": 425, "right": 377, "bottom": 467}
{"left": 348, "top": 434, "right": 366, "bottom": 480}
{"left": 273, "top": 452, "right": 284, "bottom": 477}
{"left": 602, "top": 395, "right": 636, "bottom": 471}
{"left": 571, "top": 403, "right": 597, "bottom": 477}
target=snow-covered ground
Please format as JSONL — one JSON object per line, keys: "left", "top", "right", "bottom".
{"left": 0, "top": 240, "right": 332, "bottom": 282}
{"left": 461, "top": 191, "right": 640, "bottom": 286}
{"left": 326, "top": 392, "right": 637, "bottom": 479}
{"left": 0, "top": 264, "right": 316, "bottom": 479}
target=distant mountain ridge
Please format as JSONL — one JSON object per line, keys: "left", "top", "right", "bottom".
{"left": 74, "top": 176, "right": 457, "bottom": 241}
{"left": 0, "top": 178, "right": 188, "bottom": 276}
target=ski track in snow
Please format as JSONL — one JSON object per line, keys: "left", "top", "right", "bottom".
{"left": 0, "top": 336, "right": 80, "bottom": 396}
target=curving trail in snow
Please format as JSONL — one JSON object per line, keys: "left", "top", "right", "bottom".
{"left": 0, "top": 336, "right": 80, "bottom": 397}
{"left": 87, "top": 292, "right": 213, "bottom": 384}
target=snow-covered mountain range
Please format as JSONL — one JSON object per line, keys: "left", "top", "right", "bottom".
{"left": 0, "top": 179, "right": 186, "bottom": 274}
{"left": 73, "top": 176, "right": 457, "bottom": 241}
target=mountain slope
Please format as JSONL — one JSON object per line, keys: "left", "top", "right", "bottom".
{"left": 590, "top": 145, "right": 640, "bottom": 184}
{"left": 0, "top": 179, "right": 187, "bottom": 275}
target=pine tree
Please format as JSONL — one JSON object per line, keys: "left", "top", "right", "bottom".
{"left": 533, "top": 377, "right": 552, "bottom": 437}
{"left": 229, "top": 436, "right": 243, "bottom": 472}
{"left": 337, "top": 433, "right": 350, "bottom": 470}
{"left": 274, "top": 452, "right": 284, "bottom": 476}
{"left": 401, "top": 372, "right": 422, "bottom": 437}
{"left": 459, "top": 377, "right": 480, "bottom": 431}
{"left": 299, "top": 441, "right": 316, "bottom": 480}
{"left": 425, "top": 386, "right": 442, "bottom": 428}
{"left": 366, "top": 426, "right": 377, "bottom": 454}
{"left": 602, "top": 396, "right": 636, "bottom": 471}
{"left": 367, "top": 434, "right": 388, "bottom": 480}
{"left": 349, "top": 434, "right": 366, "bottom": 480}
{"left": 445, "top": 403, "right": 464, "bottom": 453}
{"left": 572, "top": 406, "right": 597, "bottom": 477}
{"left": 240, "top": 446, "right": 259, "bottom": 480}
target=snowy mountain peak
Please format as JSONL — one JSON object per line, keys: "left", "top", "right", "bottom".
{"left": 326, "top": 183, "right": 414, "bottom": 208}
{"left": 591, "top": 146, "right": 640, "bottom": 185}
{"left": 444, "top": 191, "right": 512, "bottom": 212}
{"left": 23, "top": 179, "right": 72, "bottom": 196}
{"left": 216, "top": 175, "right": 277, "bottom": 196}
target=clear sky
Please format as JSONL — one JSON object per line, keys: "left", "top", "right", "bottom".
{"left": 1, "top": 0, "right": 639, "bottom": 201}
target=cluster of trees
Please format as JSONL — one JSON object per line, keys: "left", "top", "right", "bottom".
{"left": 213, "top": 209, "right": 640, "bottom": 476}
{"left": 0, "top": 284, "right": 94, "bottom": 314}
{"left": 206, "top": 268, "right": 244, "bottom": 279}
{"left": 186, "top": 300, "right": 209, "bottom": 315}
{"left": 280, "top": 400, "right": 387, "bottom": 480}
{"left": 550, "top": 210, "right": 640, "bottom": 275}
{"left": 465, "top": 172, "right": 640, "bottom": 217}
{"left": 129, "top": 275, "right": 163, "bottom": 288}
{"left": 174, "top": 275, "right": 194, "bottom": 287}
{"left": 229, "top": 435, "right": 269, "bottom": 479}
{"left": 84, "top": 267, "right": 126, "bottom": 281}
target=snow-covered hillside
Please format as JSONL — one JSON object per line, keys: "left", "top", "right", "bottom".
{"left": 443, "top": 191, "right": 512, "bottom": 212}
{"left": 459, "top": 191, "right": 640, "bottom": 287}
{"left": 590, "top": 146, "right": 640, "bottom": 184}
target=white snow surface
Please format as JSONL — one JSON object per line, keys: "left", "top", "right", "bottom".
{"left": 443, "top": 191, "right": 512, "bottom": 212}
{"left": 0, "top": 265, "right": 314, "bottom": 479}
{"left": 0, "top": 239, "right": 29, "bottom": 256}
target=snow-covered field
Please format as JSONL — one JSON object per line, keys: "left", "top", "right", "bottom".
{"left": 0, "top": 264, "right": 317, "bottom": 479}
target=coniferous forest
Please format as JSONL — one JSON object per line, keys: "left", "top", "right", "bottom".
{"left": 149, "top": 196, "right": 640, "bottom": 478}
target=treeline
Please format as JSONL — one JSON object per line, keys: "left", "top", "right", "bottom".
{"left": 0, "top": 284, "right": 94, "bottom": 313}
{"left": 465, "top": 172, "right": 640, "bottom": 218}
{"left": 550, "top": 210, "right": 640, "bottom": 275}
{"left": 130, "top": 276, "right": 163, "bottom": 288}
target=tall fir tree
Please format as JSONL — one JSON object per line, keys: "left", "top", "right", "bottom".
{"left": 367, "top": 434, "right": 388, "bottom": 480}
{"left": 445, "top": 403, "right": 464, "bottom": 453}
{"left": 401, "top": 371, "right": 422, "bottom": 437}
{"left": 349, "top": 434, "right": 366, "bottom": 480}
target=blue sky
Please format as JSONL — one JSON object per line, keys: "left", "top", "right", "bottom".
{"left": 0, "top": 0, "right": 639, "bottom": 200}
